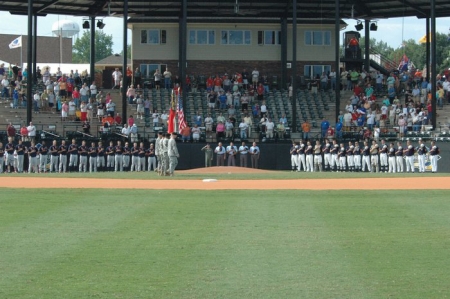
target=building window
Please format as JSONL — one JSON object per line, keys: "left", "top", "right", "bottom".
{"left": 140, "top": 64, "right": 168, "bottom": 78}
{"left": 189, "top": 30, "right": 215, "bottom": 45}
{"left": 258, "top": 30, "right": 281, "bottom": 45}
{"left": 304, "top": 65, "right": 331, "bottom": 78}
{"left": 141, "top": 29, "right": 167, "bottom": 44}
{"left": 304, "top": 31, "right": 331, "bottom": 46}
{"left": 221, "top": 30, "right": 251, "bottom": 45}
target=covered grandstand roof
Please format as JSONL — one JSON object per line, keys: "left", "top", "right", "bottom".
{"left": 1, "top": 0, "right": 449, "bottom": 20}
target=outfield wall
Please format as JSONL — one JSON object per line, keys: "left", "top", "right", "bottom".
{"left": 176, "top": 142, "right": 450, "bottom": 173}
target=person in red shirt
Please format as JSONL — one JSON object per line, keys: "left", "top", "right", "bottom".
{"left": 353, "top": 85, "right": 362, "bottom": 97}
{"left": 66, "top": 81, "right": 74, "bottom": 98}
{"left": 126, "top": 67, "right": 133, "bottom": 88}
{"left": 213, "top": 75, "right": 222, "bottom": 92}
{"left": 20, "top": 125, "right": 28, "bottom": 141}
{"left": 185, "top": 75, "right": 191, "bottom": 92}
{"left": 347, "top": 36, "right": 359, "bottom": 58}
{"left": 206, "top": 76, "right": 214, "bottom": 92}
{"left": 115, "top": 113, "right": 122, "bottom": 125}
{"left": 72, "top": 87, "right": 80, "bottom": 109}
{"left": 326, "top": 126, "right": 335, "bottom": 138}
{"left": 256, "top": 83, "right": 265, "bottom": 102}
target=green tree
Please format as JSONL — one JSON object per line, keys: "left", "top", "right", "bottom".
{"left": 120, "top": 44, "right": 132, "bottom": 59}
{"left": 72, "top": 30, "right": 114, "bottom": 63}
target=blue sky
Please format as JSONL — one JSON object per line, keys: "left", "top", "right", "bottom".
{"left": 0, "top": 11, "right": 448, "bottom": 54}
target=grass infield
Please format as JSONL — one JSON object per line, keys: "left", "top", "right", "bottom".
{"left": 1, "top": 189, "right": 449, "bottom": 298}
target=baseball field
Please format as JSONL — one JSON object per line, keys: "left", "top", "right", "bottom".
{"left": 1, "top": 168, "right": 450, "bottom": 298}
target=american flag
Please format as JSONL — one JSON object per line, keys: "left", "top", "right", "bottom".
{"left": 176, "top": 92, "right": 187, "bottom": 133}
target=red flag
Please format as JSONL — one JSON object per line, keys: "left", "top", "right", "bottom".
{"left": 168, "top": 108, "right": 176, "bottom": 133}
{"left": 168, "top": 89, "right": 176, "bottom": 133}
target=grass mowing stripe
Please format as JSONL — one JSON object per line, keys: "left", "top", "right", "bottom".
{"left": 0, "top": 190, "right": 152, "bottom": 298}
{"left": 312, "top": 191, "right": 450, "bottom": 298}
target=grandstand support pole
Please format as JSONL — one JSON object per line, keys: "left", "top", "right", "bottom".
{"left": 364, "top": 19, "right": 370, "bottom": 73}
{"left": 334, "top": 0, "right": 340, "bottom": 123}
{"left": 26, "top": 0, "right": 33, "bottom": 124}
{"left": 121, "top": 0, "right": 128, "bottom": 125}
{"left": 179, "top": 0, "right": 187, "bottom": 108}
{"left": 430, "top": 0, "right": 436, "bottom": 130}
{"left": 425, "top": 17, "right": 430, "bottom": 82}
{"left": 90, "top": 16, "right": 95, "bottom": 86}
{"left": 291, "top": 0, "right": 297, "bottom": 133}
{"left": 280, "top": 17, "right": 287, "bottom": 90}
{"left": 32, "top": 14, "right": 37, "bottom": 84}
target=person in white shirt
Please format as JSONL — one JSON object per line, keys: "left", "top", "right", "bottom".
{"left": 121, "top": 124, "right": 130, "bottom": 136}
{"left": 260, "top": 102, "right": 267, "bottom": 118}
{"left": 89, "top": 82, "right": 97, "bottom": 101}
{"left": 27, "top": 122, "right": 36, "bottom": 143}
{"left": 238, "top": 141, "right": 249, "bottom": 167}
{"left": 152, "top": 110, "right": 160, "bottom": 128}
{"left": 343, "top": 111, "right": 352, "bottom": 129}
{"left": 226, "top": 142, "right": 238, "bottom": 166}
{"left": 1, "top": 77, "right": 10, "bottom": 98}
{"left": 249, "top": 142, "right": 260, "bottom": 169}
{"left": 163, "top": 69, "right": 172, "bottom": 90}
{"left": 160, "top": 111, "right": 169, "bottom": 126}
{"left": 214, "top": 142, "right": 226, "bottom": 166}
{"left": 329, "top": 70, "right": 337, "bottom": 90}
{"left": 265, "top": 118, "right": 275, "bottom": 138}
{"left": 239, "top": 120, "right": 249, "bottom": 139}
{"left": 112, "top": 68, "right": 122, "bottom": 89}
{"left": 251, "top": 68, "right": 259, "bottom": 88}
{"left": 204, "top": 114, "right": 214, "bottom": 136}
{"left": 68, "top": 99, "right": 76, "bottom": 121}
{"left": 191, "top": 124, "right": 201, "bottom": 142}
{"left": 225, "top": 119, "right": 234, "bottom": 138}
{"left": 33, "top": 91, "right": 40, "bottom": 113}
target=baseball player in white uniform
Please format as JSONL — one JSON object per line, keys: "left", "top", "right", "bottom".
{"left": 346, "top": 142, "right": 354, "bottom": 172}
{"left": 416, "top": 141, "right": 427, "bottom": 173}
{"left": 297, "top": 142, "right": 307, "bottom": 172}
{"left": 330, "top": 141, "right": 339, "bottom": 172}
{"left": 305, "top": 141, "right": 314, "bottom": 172}
{"left": 353, "top": 142, "right": 362, "bottom": 172}
{"left": 338, "top": 143, "right": 347, "bottom": 172}
{"left": 379, "top": 140, "right": 388, "bottom": 173}
{"left": 388, "top": 142, "right": 396, "bottom": 173}
{"left": 403, "top": 140, "right": 415, "bottom": 173}
{"left": 290, "top": 142, "right": 299, "bottom": 171}
{"left": 429, "top": 141, "right": 439, "bottom": 173}
{"left": 313, "top": 140, "right": 323, "bottom": 172}
{"left": 361, "top": 141, "right": 371, "bottom": 172}
{"left": 323, "top": 141, "right": 332, "bottom": 171}
{"left": 370, "top": 141, "right": 379, "bottom": 173}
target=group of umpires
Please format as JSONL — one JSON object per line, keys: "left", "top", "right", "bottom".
{"left": 290, "top": 138, "right": 440, "bottom": 173}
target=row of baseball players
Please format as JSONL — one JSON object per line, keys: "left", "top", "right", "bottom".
{"left": 289, "top": 139, "right": 440, "bottom": 173}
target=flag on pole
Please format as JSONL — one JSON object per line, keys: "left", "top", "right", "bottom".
{"left": 9, "top": 36, "right": 22, "bottom": 49}
{"left": 168, "top": 89, "right": 176, "bottom": 133}
{"left": 176, "top": 89, "right": 187, "bottom": 133}
{"left": 418, "top": 34, "right": 431, "bottom": 44}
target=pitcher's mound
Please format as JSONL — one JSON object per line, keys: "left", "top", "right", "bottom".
{"left": 180, "top": 166, "right": 273, "bottom": 174}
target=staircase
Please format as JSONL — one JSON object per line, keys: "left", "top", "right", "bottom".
{"left": 367, "top": 48, "right": 398, "bottom": 76}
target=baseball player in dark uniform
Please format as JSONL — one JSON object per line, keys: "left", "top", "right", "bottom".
{"left": 27, "top": 141, "right": 39, "bottom": 173}
{"left": 78, "top": 140, "right": 88, "bottom": 172}
{"left": 305, "top": 141, "right": 313, "bottom": 172}
{"left": 416, "top": 140, "right": 427, "bottom": 173}
{"left": 403, "top": 140, "right": 415, "bottom": 173}
{"left": 290, "top": 142, "right": 298, "bottom": 171}
{"left": 58, "top": 140, "right": 68, "bottom": 173}
{"left": 338, "top": 143, "right": 347, "bottom": 172}
{"left": 330, "top": 140, "right": 339, "bottom": 172}
{"left": 388, "top": 142, "right": 396, "bottom": 173}
{"left": 106, "top": 141, "right": 115, "bottom": 171}
{"left": 379, "top": 139, "right": 388, "bottom": 173}
{"left": 130, "top": 142, "right": 140, "bottom": 172}
{"left": 361, "top": 141, "right": 371, "bottom": 172}
{"left": 323, "top": 141, "right": 331, "bottom": 171}
{"left": 353, "top": 141, "right": 361, "bottom": 172}
{"left": 346, "top": 141, "right": 354, "bottom": 172}
{"left": 88, "top": 142, "right": 98, "bottom": 173}
{"left": 429, "top": 140, "right": 439, "bottom": 173}
{"left": 395, "top": 142, "right": 404, "bottom": 173}
{"left": 297, "top": 141, "right": 307, "bottom": 172}
{"left": 49, "top": 140, "right": 59, "bottom": 173}
{"left": 97, "top": 141, "right": 105, "bottom": 172}
{"left": 5, "top": 137, "right": 16, "bottom": 173}
{"left": 68, "top": 139, "right": 79, "bottom": 172}
{"left": 114, "top": 141, "right": 123, "bottom": 172}
{"left": 38, "top": 141, "right": 48, "bottom": 173}
{"left": 122, "top": 142, "right": 131, "bottom": 172}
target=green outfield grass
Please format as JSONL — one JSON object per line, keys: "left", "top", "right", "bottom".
{"left": 1, "top": 189, "right": 450, "bottom": 298}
